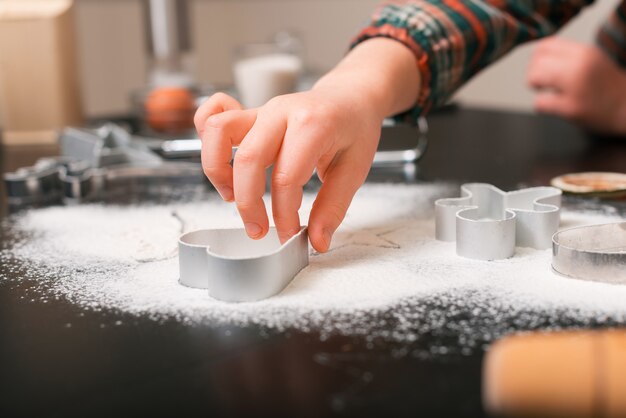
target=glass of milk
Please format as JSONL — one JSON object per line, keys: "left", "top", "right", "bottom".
{"left": 233, "top": 34, "right": 303, "bottom": 108}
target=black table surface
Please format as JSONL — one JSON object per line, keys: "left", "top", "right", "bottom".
{"left": 0, "top": 107, "right": 625, "bottom": 418}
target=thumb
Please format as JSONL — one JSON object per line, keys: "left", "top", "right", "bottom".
{"left": 308, "top": 155, "right": 368, "bottom": 252}
{"left": 194, "top": 92, "right": 243, "bottom": 138}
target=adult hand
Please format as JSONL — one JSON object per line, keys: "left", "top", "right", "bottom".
{"left": 527, "top": 37, "right": 626, "bottom": 135}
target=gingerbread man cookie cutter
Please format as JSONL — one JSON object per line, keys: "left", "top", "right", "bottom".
{"left": 435, "top": 183, "right": 562, "bottom": 260}
{"left": 178, "top": 227, "right": 309, "bottom": 302}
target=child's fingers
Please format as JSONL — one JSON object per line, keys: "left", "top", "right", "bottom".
{"left": 271, "top": 184, "right": 303, "bottom": 244}
{"left": 194, "top": 92, "right": 243, "bottom": 137}
{"left": 308, "top": 152, "right": 369, "bottom": 252}
{"left": 233, "top": 112, "right": 287, "bottom": 239}
{"left": 271, "top": 124, "right": 326, "bottom": 243}
{"left": 201, "top": 109, "right": 257, "bottom": 201}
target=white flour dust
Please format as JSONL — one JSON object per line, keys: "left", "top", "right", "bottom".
{"left": 2, "top": 184, "right": 625, "bottom": 350}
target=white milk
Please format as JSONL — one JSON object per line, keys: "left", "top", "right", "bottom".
{"left": 234, "top": 53, "right": 303, "bottom": 108}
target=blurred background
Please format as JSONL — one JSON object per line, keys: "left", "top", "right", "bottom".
{"left": 0, "top": 0, "right": 620, "bottom": 130}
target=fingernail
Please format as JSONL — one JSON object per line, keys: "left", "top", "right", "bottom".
{"left": 322, "top": 228, "right": 333, "bottom": 250}
{"left": 245, "top": 222, "right": 263, "bottom": 238}
{"left": 279, "top": 228, "right": 301, "bottom": 243}
{"left": 219, "top": 186, "right": 234, "bottom": 201}
{"left": 289, "top": 227, "right": 302, "bottom": 237}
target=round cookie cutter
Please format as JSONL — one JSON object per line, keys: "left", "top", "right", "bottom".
{"left": 179, "top": 226, "right": 309, "bottom": 302}
{"left": 552, "top": 222, "right": 626, "bottom": 284}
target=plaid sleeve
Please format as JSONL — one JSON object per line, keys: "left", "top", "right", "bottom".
{"left": 351, "top": 0, "right": 593, "bottom": 121}
{"left": 597, "top": 0, "right": 626, "bottom": 67}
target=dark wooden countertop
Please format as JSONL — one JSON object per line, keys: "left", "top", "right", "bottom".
{"left": 0, "top": 107, "right": 624, "bottom": 418}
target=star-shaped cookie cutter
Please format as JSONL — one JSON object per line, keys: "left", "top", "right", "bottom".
{"left": 178, "top": 227, "right": 309, "bottom": 302}
{"left": 435, "top": 183, "right": 562, "bottom": 260}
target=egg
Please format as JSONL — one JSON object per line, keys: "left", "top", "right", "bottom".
{"left": 144, "top": 87, "right": 197, "bottom": 134}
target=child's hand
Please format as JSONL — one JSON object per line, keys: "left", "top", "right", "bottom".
{"left": 194, "top": 88, "right": 384, "bottom": 253}
{"left": 194, "top": 38, "right": 420, "bottom": 252}
{"left": 527, "top": 38, "right": 626, "bottom": 135}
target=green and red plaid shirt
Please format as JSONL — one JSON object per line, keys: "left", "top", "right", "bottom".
{"left": 352, "top": 0, "right": 626, "bottom": 120}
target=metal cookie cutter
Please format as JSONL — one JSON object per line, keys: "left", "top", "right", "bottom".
{"left": 178, "top": 227, "right": 309, "bottom": 302}
{"left": 4, "top": 124, "right": 203, "bottom": 204}
{"left": 435, "top": 183, "right": 562, "bottom": 260}
{"left": 552, "top": 222, "right": 626, "bottom": 284}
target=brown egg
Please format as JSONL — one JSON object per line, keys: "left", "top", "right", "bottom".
{"left": 144, "top": 87, "right": 197, "bottom": 134}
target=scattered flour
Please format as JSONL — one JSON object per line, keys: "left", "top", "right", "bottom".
{"left": 2, "top": 183, "right": 625, "bottom": 352}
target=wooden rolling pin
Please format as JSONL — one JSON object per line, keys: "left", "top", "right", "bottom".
{"left": 483, "top": 329, "right": 626, "bottom": 418}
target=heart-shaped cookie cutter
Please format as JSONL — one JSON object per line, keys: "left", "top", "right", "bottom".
{"left": 178, "top": 227, "right": 309, "bottom": 302}
{"left": 435, "top": 183, "right": 562, "bottom": 260}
